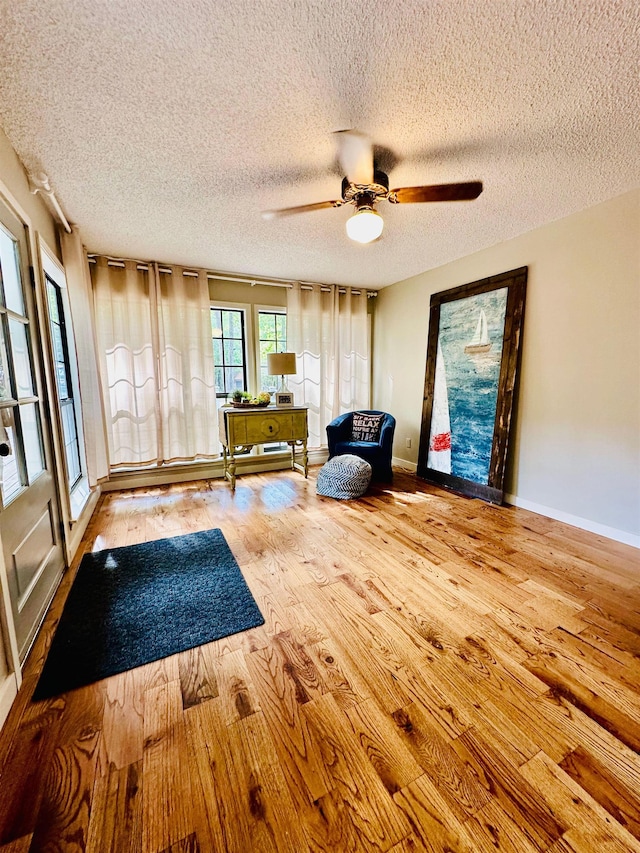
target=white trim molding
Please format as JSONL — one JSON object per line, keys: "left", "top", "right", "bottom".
{"left": 103, "top": 449, "right": 329, "bottom": 492}
{"left": 505, "top": 493, "right": 640, "bottom": 549}
{"left": 392, "top": 456, "right": 417, "bottom": 473}
{"left": 390, "top": 463, "right": 638, "bottom": 548}
{"left": 0, "top": 673, "right": 18, "bottom": 731}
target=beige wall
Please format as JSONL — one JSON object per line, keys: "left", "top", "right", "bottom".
{"left": 209, "top": 279, "right": 286, "bottom": 307}
{"left": 0, "top": 126, "right": 60, "bottom": 256}
{"left": 373, "top": 189, "right": 640, "bottom": 541}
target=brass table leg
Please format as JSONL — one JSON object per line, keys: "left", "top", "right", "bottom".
{"left": 228, "top": 450, "right": 237, "bottom": 490}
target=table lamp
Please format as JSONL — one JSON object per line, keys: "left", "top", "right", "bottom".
{"left": 267, "top": 352, "right": 297, "bottom": 406}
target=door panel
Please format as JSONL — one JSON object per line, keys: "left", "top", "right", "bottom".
{"left": 14, "top": 504, "right": 56, "bottom": 600}
{"left": 0, "top": 198, "right": 64, "bottom": 662}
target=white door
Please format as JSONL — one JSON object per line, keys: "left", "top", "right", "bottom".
{"left": 0, "top": 199, "right": 64, "bottom": 662}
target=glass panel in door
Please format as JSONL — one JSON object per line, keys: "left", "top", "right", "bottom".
{"left": 0, "top": 200, "right": 64, "bottom": 662}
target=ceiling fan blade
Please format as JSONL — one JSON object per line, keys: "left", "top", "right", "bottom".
{"left": 334, "top": 130, "right": 374, "bottom": 184}
{"left": 262, "top": 199, "right": 342, "bottom": 219}
{"left": 391, "top": 181, "right": 483, "bottom": 204}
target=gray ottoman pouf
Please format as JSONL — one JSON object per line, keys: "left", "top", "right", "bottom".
{"left": 316, "top": 454, "right": 372, "bottom": 500}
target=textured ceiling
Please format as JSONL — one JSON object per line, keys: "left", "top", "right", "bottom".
{"left": 0, "top": 0, "right": 638, "bottom": 288}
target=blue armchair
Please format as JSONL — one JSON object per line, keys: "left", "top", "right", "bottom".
{"left": 326, "top": 410, "right": 396, "bottom": 481}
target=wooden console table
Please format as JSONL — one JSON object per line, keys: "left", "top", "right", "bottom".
{"left": 218, "top": 405, "right": 308, "bottom": 490}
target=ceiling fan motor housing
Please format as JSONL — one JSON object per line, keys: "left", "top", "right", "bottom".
{"left": 341, "top": 170, "right": 390, "bottom": 207}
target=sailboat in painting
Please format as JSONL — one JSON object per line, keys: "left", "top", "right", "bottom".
{"left": 465, "top": 308, "right": 492, "bottom": 354}
{"left": 427, "top": 340, "right": 451, "bottom": 473}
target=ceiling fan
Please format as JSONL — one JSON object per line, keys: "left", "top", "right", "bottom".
{"left": 262, "top": 130, "right": 483, "bottom": 244}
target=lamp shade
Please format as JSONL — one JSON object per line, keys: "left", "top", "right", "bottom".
{"left": 346, "top": 208, "right": 384, "bottom": 243}
{"left": 267, "top": 352, "right": 297, "bottom": 376}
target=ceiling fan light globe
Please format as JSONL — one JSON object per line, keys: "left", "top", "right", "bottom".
{"left": 346, "top": 209, "right": 384, "bottom": 244}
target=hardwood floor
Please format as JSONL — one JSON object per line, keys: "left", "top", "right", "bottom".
{"left": 1, "top": 469, "right": 639, "bottom": 852}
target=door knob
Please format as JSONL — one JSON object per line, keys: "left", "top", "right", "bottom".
{"left": 0, "top": 442, "right": 10, "bottom": 457}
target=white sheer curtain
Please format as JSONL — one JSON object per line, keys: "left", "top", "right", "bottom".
{"left": 156, "top": 266, "right": 218, "bottom": 462}
{"left": 92, "top": 258, "right": 218, "bottom": 468}
{"left": 59, "top": 228, "right": 109, "bottom": 485}
{"left": 287, "top": 283, "right": 370, "bottom": 448}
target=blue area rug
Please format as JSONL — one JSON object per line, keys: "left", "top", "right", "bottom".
{"left": 33, "top": 528, "right": 264, "bottom": 700}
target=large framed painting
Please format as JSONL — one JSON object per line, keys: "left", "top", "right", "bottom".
{"left": 417, "top": 267, "right": 527, "bottom": 504}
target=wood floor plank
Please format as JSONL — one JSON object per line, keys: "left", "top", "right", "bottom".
{"left": 245, "top": 643, "right": 333, "bottom": 806}
{"left": 520, "top": 750, "right": 640, "bottom": 853}
{"left": 0, "top": 837, "right": 32, "bottom": 853}
{"left": 0, "top": 470, "right": 638, "bottom": 852}
{"left": 86, "top": 760, "right": 143, "bottom": 853}
{"left": 232, "top": 710, "right": 311, "bottom": 852}
{"left": 453, "top": 726, "right": 566, "bottom": 849}
{"left": 391, "top": 703, "right": 491, "bottom": 820}
{"left": 462, "top": 798, "right": 543, "bottom": 852}
{"left": 0, "top": 699, "right": 65, "bottom": 843}
{"left": 306, "top": 637, "right": 372, "bottom": 710}
{"left": 142, "top": 680, "right": 193, "bottom": 853}
{"left": 183, "top": 697, "right": 245, "bottom": 853}
{"left": 345, "top": 698, "right": 423, "bottom": 795}
{"left": 159, "top": 833, "right": 200, "bottom": 853}
{"left": 177, "top": 645, "right": 218, "bottom": 711}
{"left": 392, "top": 773, "right": 477, "bottom": 853}
{"left": 102, "top": 669, "right": 145, "bottom": 769}
{"left": 387, "top": 836, "right": 429, "bottom": 853}
{"left": 559, "top": 745, "right": 640, "bottom": 841}
{"left": 302, "top": 693, "right": 411, "bottom": 851}
{"left": 28, "top": 723, "right": 102, "bottom": 851}
{"left": 212, "top": 646, "right": 261, "bottom": 725}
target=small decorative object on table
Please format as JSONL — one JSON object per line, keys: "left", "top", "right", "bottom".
{"left": 275, "top": 392, "right": 293, "bottom": 407}
{"left": 230, "top": 390, "right": 271, "bottom": 408}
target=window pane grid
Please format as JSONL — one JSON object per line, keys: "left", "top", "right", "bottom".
{"left": 258, "top": 310, "right": 287, "bottom": 452}
{"left": 45, "top": 276, "right": 83, "bottom": 489}
{"left": 211, "top": 308, "right": 247, "bottom": 398}
{"left": 0, "top": 225, "right": 25, "bottom": 315}
{"left": 0, "top": 407, "right": 22, "bottom": 502}
{"left": 0, "top": 232, "right": 47, "bottom": 503}
{"left": 258, "top": 310, "right": 287, "bottom": 393}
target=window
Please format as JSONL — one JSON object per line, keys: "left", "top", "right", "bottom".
{"left": 210, "top": 303, "right": 288, "bottom": 455}
{"left": 46, "top": 275, "right": 82, "bottom": 488}
{"left": 42, "top": 247, "right": 89, "bottom": 519}
{"left": 257, "top": 309, "right": 287, "bottom": 453}
{"left": 0, "top": 223, "right": 45, "bottom": 505}
{"left": 211, "top": 307, "right": 247, "bottom": 404}
{"left": 258, "top": 309, "right": 287, "bottom": 393}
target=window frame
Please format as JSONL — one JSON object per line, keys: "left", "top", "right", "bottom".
{"left": 253, "top": 305, "right": 288, "bottom": 454}
{"left": 211, "top": 300, "right": 290, "bottom": 457}
{"left": 254, "top": 305, "right": 288, "bottom": 395}
{"left": 210, "top": 301, "right": 255, "bottom": 403}
{"left": 45, "top": 274, "right": 82, "bottom": 489}
{"left": 40, "top": 242, "right": 90, "bottom": 520}
{"left": 0, "top": 218, "right": 45, "bottom": 505}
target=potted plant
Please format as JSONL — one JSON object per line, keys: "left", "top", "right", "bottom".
{"left": 230, "top": 390, "right": 271, "bottom": 408}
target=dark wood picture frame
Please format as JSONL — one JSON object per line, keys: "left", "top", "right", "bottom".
{"left": 417, "top": 267, "right": 527, "bottom": 504}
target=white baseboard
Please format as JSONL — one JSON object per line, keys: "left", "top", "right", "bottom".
{"left": 387, "top": 465, "right": 638, "bottom": 548}
{"left": 309, "top": 448, "right": 329, "bottom": 466}
{"left": 67, "top": 487, "right": 101, "bottom": 562}
{"left": 103, "top": 449, "right": 329, "bottom": 492}
{"left": 504, "top": 493, "right": 640, "bottom": 549}
{"left": 0, "top": 673, "right": 18, "bottom": 732}
{"left": 393, "top": 456, "right": 417, "bottom": 473}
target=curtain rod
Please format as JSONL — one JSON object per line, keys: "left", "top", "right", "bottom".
{"left": 29, "top": 173, "right": 72, "bottom": 233}
{"left": 87, "top": 254, "right": 377, "bottom": 297}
